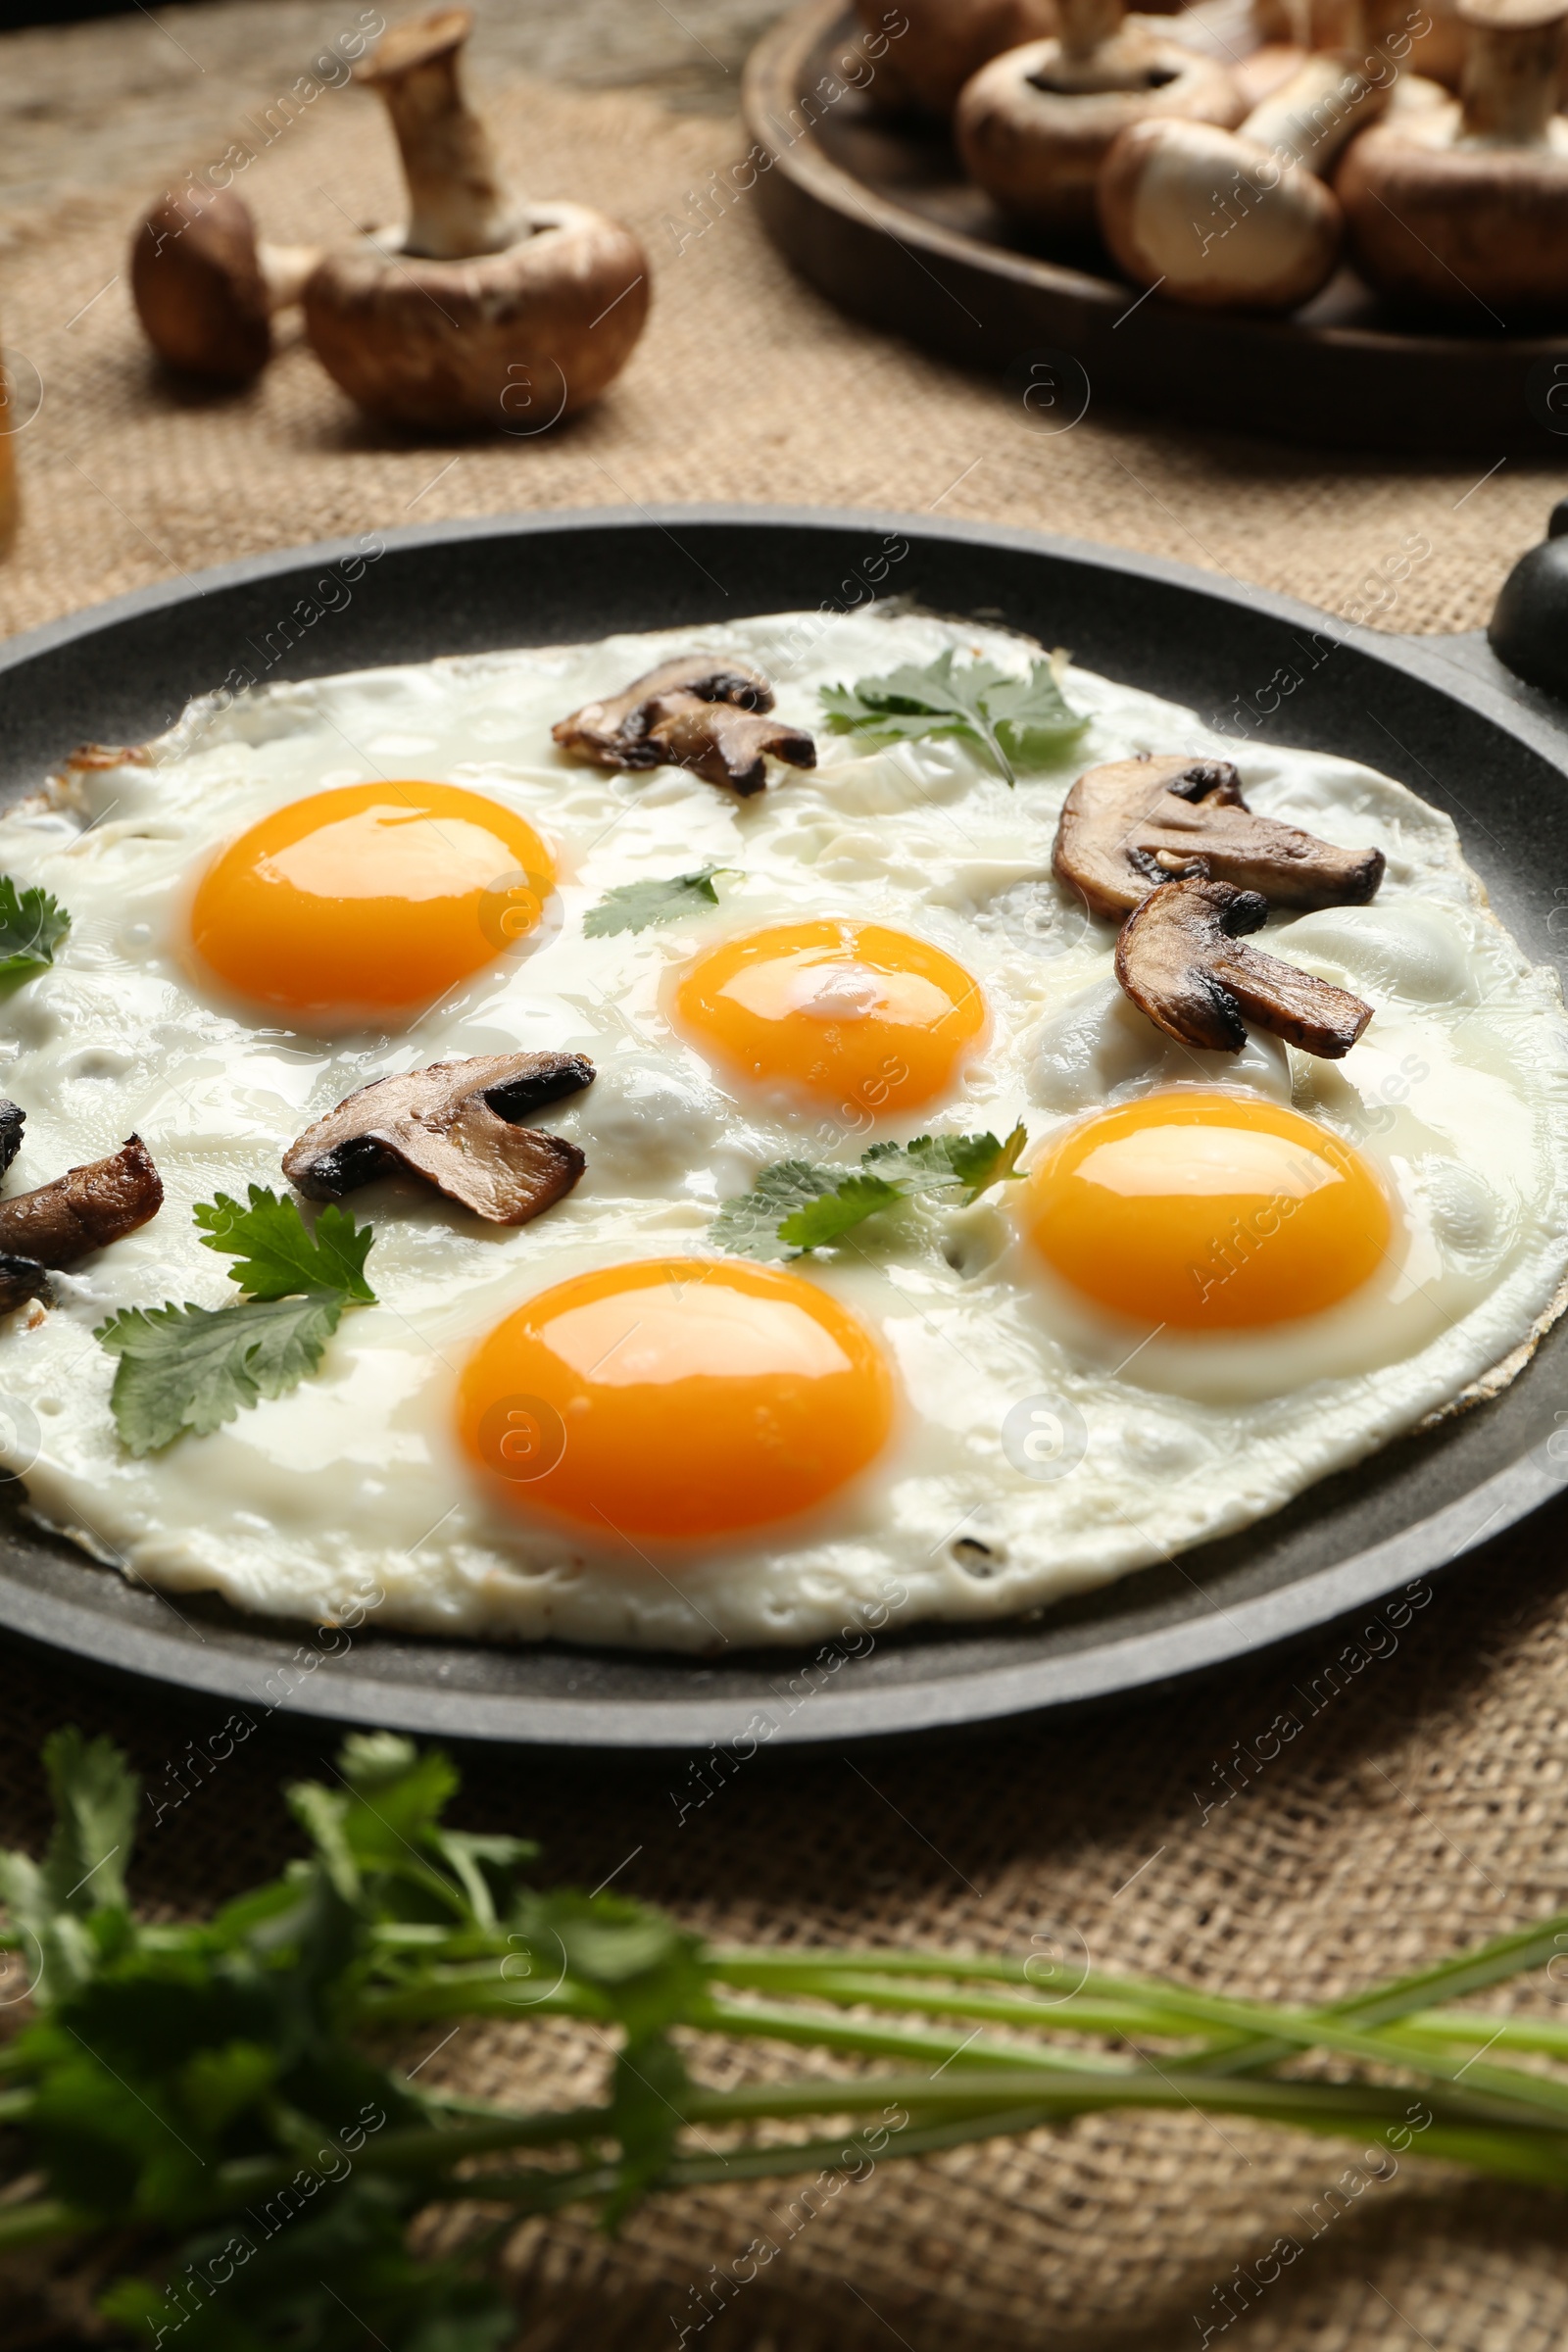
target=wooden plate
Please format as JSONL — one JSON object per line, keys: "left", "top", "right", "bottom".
{"left": 742, "top": 0, "right": 1568, "bottom": 452}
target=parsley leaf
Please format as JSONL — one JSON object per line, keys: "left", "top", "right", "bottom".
{"left": 865, "top": 1121, "right": 1029, "bottom": 1200}
{"left": 97, "top": 1191, "right": 377, "bottom": 1452}
{"left": 583, "top": 866, "right": 736, "bottom": 938}
{"left": 714, "top": 1124, "right": 1027, "bottom": 1259}
{"left": 95, "top": 1293, "right": 346, "bottom": 1455}
{"left": 0, "top": 874, "right": 70, "bottom": 984}
{"left": 710, "top": 1160, "right": 841, "bottom": 1260}
{"left": 819, "top": 649, "right": 1086, "bottom": 783}
{"left": 195, "top": 1184, "right": 376, "bottom": 1303}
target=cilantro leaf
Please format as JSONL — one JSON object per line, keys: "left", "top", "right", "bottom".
{"left": 582, "top": 865, "right": 736, "bottom": 938}
{"left": 777, "top": 1171, "right": 904, "bottom": 1251}
{"left": 709, "top": 1159, "right": 842, "bottom": 1259}
{"left": 0, "top": 1729, "right": 138, "bottom": 2004}
{"left": 714, "top": 1124, "right": 1028, "bottom": 1258}
{"left": 195, "top": 1184, "right": 376, "bottom": 1303}
{"left": 0, "top": 874, "right": 70, "bottom": 984}
{"left": 865, "top": 1120, "right": 1029, "bottom": 1201}
{"left": 820, "top": 648, "right": 1086, "bottom": 782}
{"left": 95, "top": 1292, "right": 346, "bottom": 1454}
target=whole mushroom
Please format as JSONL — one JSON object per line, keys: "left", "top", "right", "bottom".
{"left": 955, "top": 0, "right": 1247, "bottom": 237}
{"left": 130, "top": 186, "right": 318, "bottom": 385}
{"left": 1336, "top": 0, "right": 1568, "bottom": 317}
{"left": 854, "top": 0, "right": 1058, "bottom": 115}
{"left": 1096, "top": 46, "right": 1392, "bottom": 307}
{"left": 303, "top": 8, "right": 649, "bottom": 431}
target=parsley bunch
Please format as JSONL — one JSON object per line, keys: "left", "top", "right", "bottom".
{"left": 95, "top": 1188, "right": 376, "bottom": 1455}
{"left": 3, "top": 1732, "right": 1568, "bottom": 2350}
{"left": 713, "top": 1125, "right": 1027, "bottom": 1259}
{"left": 819, "top": 649, "right": 1088, "bottom": 783}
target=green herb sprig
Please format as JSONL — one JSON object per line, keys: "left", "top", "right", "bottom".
{"left": 820, "top": 649, "right": 1087, "bottom": 783}
{"left": 0, "top": 874, "right": 70, "bottom": 985}
{"left": 582, "top": 865, "right": 736, "bottom": 938}
{"left": 3, "top": 1732, "right": 1568, "bottom": 2349}
{"left": 94, "top": 1188, "right": 376, "bottom": 1454}
{"left": 713, "top": 1124, "right": 1027, "bottom": 1259}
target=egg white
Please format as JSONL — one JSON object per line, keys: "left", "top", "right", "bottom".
{"left": 0, "top": 605, "right": 1562, "bottom": 1653}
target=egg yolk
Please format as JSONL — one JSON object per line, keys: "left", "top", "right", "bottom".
{"left": 191, "top": 782, "right": 555, "bottom": 1021}
{"left": 1026, "top": 1091, "right": 1392, "bottom": 1331}
{"left": 459, "top": 1255, "right": 896, "bottom": 1541}
{"left": 672, "top": 920, "right": 986, "bottom": 1114}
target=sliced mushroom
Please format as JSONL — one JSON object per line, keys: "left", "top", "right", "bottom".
{"left": 0, "top": 1102, "right": 24, "bottom": 1179}
{"left": 1115, "top": 877, "right": 1374, "bottom": 1055}
{"left": 553, "top": 656, "right": 816, "bottom": 798}
{"left": 130, "top": 186, "right": 318, "bottom": 385}
{"left": 0, "top": 1255, "right": 48, "bottom": 1318}
{"left": 1053, "top": 753, "right": 1385, "bottom": 921}
{"left": 283, "top": 1052, "right": 595, "bottom": 1225}
{"left": 0, "top": 1136, "right": 164, "bottom": 1267}
{"left": 303, "top": 10, "right": 648, "bottom": 430}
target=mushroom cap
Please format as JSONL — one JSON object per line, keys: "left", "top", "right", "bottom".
{"left": 1336, "top": 111, "right": 1568, "bottom": 312}
{"left": 956, "top": 28, "right": 1247, "bottom": 234}
{"left": 1098, "top": 119, "right": 1344, "bottom": 310}
{"left": 302, "top": 200, "right": 649, "bottom": 431}
{"left": 854, "top": 0, "right": 1058, "bottom": 114}
{"left": 129, "top": 187, "right": 271, "bottom": 385}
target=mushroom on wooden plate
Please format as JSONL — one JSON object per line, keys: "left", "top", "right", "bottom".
{"left": 855, "top": 0, "right": 1058, "bottom": 114}
{"left": 955, "top": 0, "right": 1247, "bottom": 234}
{"left": 303, "top": 8, "right": 649, "bottom": 430}
{"left": 1095, "top": 42, "right": 1397, "bottom": 307}
{"left": 1336, "top": 0, "right": 1568, "bottom": 317}
{"left": 130, "top": 187, "right": 318, "bottom": 385}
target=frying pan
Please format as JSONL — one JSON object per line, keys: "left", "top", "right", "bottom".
{"left": 1, "top": 504, "right": 1564, "bottom": 1746}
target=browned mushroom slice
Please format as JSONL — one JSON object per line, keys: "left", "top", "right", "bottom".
{"left": 0, "top": 1135, "right": 164, "bottom": 1266}
{"left": 0, "top": 1102, "right": 23, "bottom": 1178}
{"left": 283, "top": 1052, "right": 595, "bottom": 1226}
{"left": 553, "top": 656, "right": 816, "bottom": 793}
{"left": 1115, "top": 878, "right": 1373, "bottom": 1057}
{"left": 1054, "top": 754, "right": 1386, "bottom": 922}
{"left": 554, "top": 656, "right": 777, "bottom": 769}
{"left": 0, "top": 1254, "right": 47, "bottom": 1317}
{"left": 641, "top": 696, "right": 817, "bottom": 799}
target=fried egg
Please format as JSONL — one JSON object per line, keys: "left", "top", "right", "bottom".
{"left": 0, "top": 604, "right": 1562, "bottom": 1653}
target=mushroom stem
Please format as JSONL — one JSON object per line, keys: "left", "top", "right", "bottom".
{"left": 1241, "top": 48, "right": 1390, "bottom": 172}
{"left": 1055, "top": 0, "right": 1127, "bottom": 61}
{"left": 358, "top": 7, "right": 518, "bottom": 259}
{"left": 1458, "top": 0, "right": 1561, "bottom": 143}
{"left": 257, "top": 241, "right": 322, "bottom": 309}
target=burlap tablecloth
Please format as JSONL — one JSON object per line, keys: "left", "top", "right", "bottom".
{"left": 3, "top": 18, "right": 1568, "bottom": 2349}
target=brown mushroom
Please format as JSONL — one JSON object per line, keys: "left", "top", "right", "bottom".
{"left": 1115, "top": 877, "right": 1374, "bottom": 1054}
{"left": 955, "top": 0, "right": 1247, "bottom": 236}
{"left": 1336, "top": 0, "right": 1568, "bottom": 318}
{"left": 855, "top": 0, "right": 1058, "bottom": 116}
{"left": 302, "top": 9, "right": 649, "bottom": 430}
{"left": 0, "top": 1255, "right": 48, "bottom": 1318}
{"left": 284, "top": 1052, "right": 594, "bottom": 1225}
{"left": 553, "top": 656, "right": 816, "bottom": 798}
{"left": 0, "top": 1136, "right": 164, "bottom": 1267}
{"left": 1053, "top": 753, "right": 1385, "bottom": 919}
{"left": 130, "top": 186, "right": 319, "bottom": 385}
{"left": 0, "top": 1102, "right": 23, "bottom": 1179}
